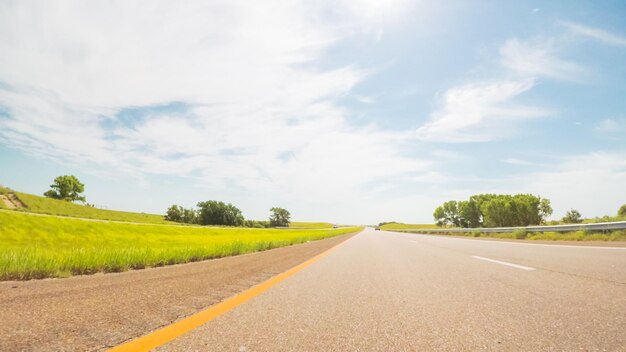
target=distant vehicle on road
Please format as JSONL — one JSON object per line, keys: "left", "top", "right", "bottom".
{"left": 374, "top": 226, "right": 380, "bottom": 231}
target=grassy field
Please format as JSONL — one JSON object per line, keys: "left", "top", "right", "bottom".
{"left": 7, "top": 190, "right": 170, "bottom": 224}
{"left": 0, "top": 211, "right": 361, "bottom": 280}
{"left": 395, "top": 229, "right": 626, "bottom": 241}
{"left": 379, "top": 222, "right": 442, "bottom": 230}
{"left": 289, "top": 222, "right": 334, "bottom": 228}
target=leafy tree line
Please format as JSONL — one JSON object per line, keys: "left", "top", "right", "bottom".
{"left": 433, "top": 194, "right": 553, "bottom": 228}
{"left": 165, "top": 201, "right": 291, "bottom": 227}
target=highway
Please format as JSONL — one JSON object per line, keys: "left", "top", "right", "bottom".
{"left": 157, "top": 228, "right": 626, "bottom": 351}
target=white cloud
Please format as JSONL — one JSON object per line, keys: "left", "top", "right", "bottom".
{"left": 500, "top": 38, "right": 587, "bottom": 81}
{"left": 560, "top": 21, "right": 626, "bottom": 47}
{"left": 415, "top": 79, "right": 549, "bottom": 142}
{"left": 595, "top": 118, "right": 623, "bottom": 133}
{"left": 355, "top": 95, "right": 375, "bottom": 104}
{"left": 519, "top": 152, "right": 626, "bottom": 219}
{"left": 0, "top": 0, "right": 430, "bottom": 217}
{"left": 416, "top": 34, "right": 588, "bottom": 143}
{"left": 502, "top": 158, "right": 533, "bottom": 166}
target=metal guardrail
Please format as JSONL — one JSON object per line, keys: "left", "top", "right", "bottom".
{"left": 393, "top": 221, "right": 626, "bottom": 233}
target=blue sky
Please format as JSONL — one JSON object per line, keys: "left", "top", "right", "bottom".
{"left": 0, "top": 1, "right": 624, "bottom": 224}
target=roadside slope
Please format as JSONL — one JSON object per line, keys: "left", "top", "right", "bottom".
{"left": 0, "top": 232, "right": 357, "bottom": 351}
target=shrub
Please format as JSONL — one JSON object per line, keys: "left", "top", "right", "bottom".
{"left": 512, "top": 228, "right": 528, "bottom": 239}
{"left": 562, "top": 209, "right": 583, "bottom": 224}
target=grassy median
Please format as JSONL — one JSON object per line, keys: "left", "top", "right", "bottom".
{"left": 0, "top": 211, "right": 361, "bottom": 280}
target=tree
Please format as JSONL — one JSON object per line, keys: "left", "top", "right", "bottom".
{"left": 165, "top": 205, "right": 197, "bottom": 224}
{"left": 434, "top": 193, "right": 553, "bottom": 228}
{"left": 269, "top": 207, "right": 291, "bottom": 227}
{"left": 196, "top": 200, "right": 244, "bottom": 226}
{"left": 619, "top": 204, "right": 626, "bottom": 217}
{"left": 43, "top": 175, "right": 86, "bottom": 203}
{"left": 458, "top": 200, "right": 481, "bottom": 228}
{"left": 182, "top": 208, "right": 197, "bottom": 224}
{"left": 433, "top": 201, "right": 461, "bottom": 227}
{"left": 562, "top": 209, "right": 582, "bottom": 224}
{"left": 480, "top": 194, "right": 551, "bottom": 227}
{"left": 165, "top": 205, "right": 184, "bottom": 222}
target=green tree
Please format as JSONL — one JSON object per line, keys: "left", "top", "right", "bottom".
{"left": 245, "top": 219, "right": 269, "bottom": 228}
{"left": 196, "top": 200, "right": 244, "bottom": 226}
{"left": 165, "top": 205, "right": 184, "bottom": 222}
{"left": 182, "top": 208, "right": 197, "bottom": 224}
{"left": 269, "top": 207, "right": 291, "bottom": 227}
{"left": 458, "top": 200, "right": 481, "bottom": 228}
{"left": 481, "top": 196, "right": 515, "bottom": 227}
{"left": 435, "top": 193, "right": 553, "bottom": 228}
{"left": 562, "top": 209, "right": 582, "bottom": 224}
{"left": 481, "top": 194, "right": 551, "bottom": 227}
{"left": 165, "top": 205, "right": 197, "bottom": 224}
{"left": 43, "top": 175, "right": 86, "bottom": 203}
{"left": 433, "top": 201, "right": 461, "bottom": 227}
{"left": 618, "top": 204, "right": 626, "bottom": 217}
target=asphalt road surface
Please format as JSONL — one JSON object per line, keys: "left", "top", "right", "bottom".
{"left": 158, "top": 228, "right": 626, "bottom": 351}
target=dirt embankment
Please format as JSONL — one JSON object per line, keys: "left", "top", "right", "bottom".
{"left": 0, "top": 193, "right": 25, "bottom": 209}
{"left": 0, "top": 231, "right": 357, "bottom": 352}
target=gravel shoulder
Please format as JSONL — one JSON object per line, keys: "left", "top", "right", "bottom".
{"left": 0, "top": 232, "right": 356, "bottom": 351}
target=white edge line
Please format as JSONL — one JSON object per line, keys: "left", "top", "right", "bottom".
{"left": 472, "top": 256, "right": 536, "bottom": 271}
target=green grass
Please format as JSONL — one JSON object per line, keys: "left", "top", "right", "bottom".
{"left": 395, "top": 229, "right": 626, "bottom": 241}
{"left": 12, "top": 191, "right": 170, "bottom": 224}
{"left": 0, "top": 211, "right": 362, "bottom": 280}
{"left": 379, "top": 222, "right": 442, "bottom": 230}
{"left": 289, "top": 222, "right": 334, "bottom": 228}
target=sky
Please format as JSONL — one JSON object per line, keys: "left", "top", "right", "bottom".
{"left": 0, "top": 0, "right": 625, "bottom": 224}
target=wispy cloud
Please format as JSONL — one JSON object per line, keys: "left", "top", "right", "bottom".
{"left": 500, "top": 38, "right": 587, "bottom": 81}
{"left": 501, "top": 158, "right": 533, "bottom": 166}
{"left": 560, "top": 21, "right": 626, "bottom": 47}
{"left": 416, "top": 33, "right": 587, "bottom": 143}
{"left": 595, "top": 118, "right": 624, "bottom": 133}
{"left": 519, "top": 152, "right": 626, "bottom": 218}
{"left": 0, "top": 0, "right": 428, "bottom": 206}
{"left": 416, "top": 79, "right": 549, "bottom": 142}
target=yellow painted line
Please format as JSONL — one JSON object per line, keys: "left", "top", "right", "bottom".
{"left": 108, "top": 233, "right": 357, "bottom": 352}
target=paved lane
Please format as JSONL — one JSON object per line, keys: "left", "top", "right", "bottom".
{"left": 159, "top": 228, "right": 626, "bottom": 351}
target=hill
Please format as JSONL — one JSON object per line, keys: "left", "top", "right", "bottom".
{"left": 0, "top": 187, "right": 168, "bottom": 224}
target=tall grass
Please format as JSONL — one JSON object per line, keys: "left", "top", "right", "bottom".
{"left": 0, "top": 211, "right": 361, "bottom": 280}
{"left": 13, "top": 192, "right": 169, "bottom": 224}
{"left": 289, "top": 222, "right": 334, "bottom": 228}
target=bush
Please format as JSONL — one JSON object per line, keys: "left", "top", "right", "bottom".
{"left": 562, "top": 209, "right": 583, "bottom": 224}
{"left": 512, "top": 228, "right": 528, "bottom": 239}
